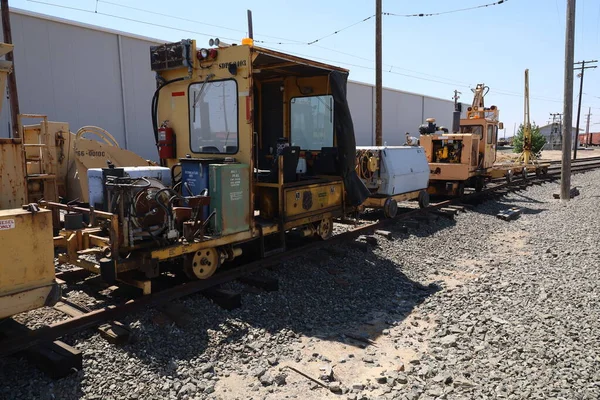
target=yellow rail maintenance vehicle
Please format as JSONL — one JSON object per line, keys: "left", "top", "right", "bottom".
{"left": 0, "top": 43, "right": 60, "bottom": 319}
{"left": 420, "top": 84, "right": 504, "bottom": 196}
{"left": 45, "top": 38, "right": 370, "bottom": 292}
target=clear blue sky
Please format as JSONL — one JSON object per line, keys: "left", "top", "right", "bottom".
{"left": 9, "top": 0, "right": 600, "bottom": 135}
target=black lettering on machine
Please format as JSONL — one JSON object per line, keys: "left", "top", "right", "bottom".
{"left": 219, "top": 60, "right": 247, "bottom": 69}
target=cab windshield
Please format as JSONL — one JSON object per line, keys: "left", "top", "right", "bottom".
{"left": 189, "top": 79, "right": 238, "bottom": 154}
{"left": 459, "top": 125, "right": 483, "bottom": 137}
{"left": 290, "top": 95, "right": 334, "bottom": 150}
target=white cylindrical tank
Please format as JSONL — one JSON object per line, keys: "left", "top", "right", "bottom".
{"left": 357, "top": 146, "right": 429, "bottom": 196}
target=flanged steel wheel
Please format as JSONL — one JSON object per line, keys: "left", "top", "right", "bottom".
{"left": 383, "top": 197, "right": 398, "bottom": 218}
{"left": 418, "top": 190, "right": 430, "bottom": 209}
{"left": 522, "top": 168, "right": 528, "bottom": 180}
{"left": 316, "top": 217, "right": 333, "bottom": 240}
{"left": 184, "top": 248, "right": 220, "bottom": 279}
{"left": 475, "top": 177, "right": 485, "bottom": 192}
{"left": 506, "top": 169, "right": 513, "bottom": 184}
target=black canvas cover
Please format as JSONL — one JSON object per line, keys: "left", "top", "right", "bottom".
{"left": 330, "top": 71, "right": 370, "bottom": 206}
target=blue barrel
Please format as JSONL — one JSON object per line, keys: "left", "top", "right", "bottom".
{"left": 180, "top": 159, "right": 210, "bottom": 220}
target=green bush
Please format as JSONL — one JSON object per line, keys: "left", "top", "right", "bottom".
{"left": 512, "top": 123, "right": 546, "bottom": 154}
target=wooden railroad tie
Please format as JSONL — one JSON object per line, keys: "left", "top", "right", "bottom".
{"left": 0, "top": 319, "right": 82, "bottom": 379}
{"left": 496, "top": 207, "right": 522, "bottom": 221}
{"left": 54, "top": 299, "right": 130, "bottom": 345}
{"left": 374, "top": 230, "right": 393, "bottom": 240}
{"left": 203, "top": 287, "right": 242, "bottom": 310}
{"left": 446, "top": 205, "right": 466, "bottom": 213}
{"left": 238, "top": 275, "right": 279, "bottom": 292}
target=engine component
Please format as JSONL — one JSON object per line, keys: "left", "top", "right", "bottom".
{"left": 132, "top": 180, "right": 170, "bottom": 236}
{"left": 150, "top": 39, "right": 193, "bottom": 71}
{"left": 88, "top": 166, "right": 172, "bottom": 210}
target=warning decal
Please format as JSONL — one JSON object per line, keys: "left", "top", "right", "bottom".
{"left": 0, "top": 219, "right": 15, "bottom": 230}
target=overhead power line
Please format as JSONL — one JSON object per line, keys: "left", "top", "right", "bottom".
{"left": 97, "top": 0, "right": 306, "bottom": 45}
{"left": 27, "top": 0, "right": 241, "bottom": 42}
{"left": 307, "top": 15, "right": 375, "bottom": 45}
{"left": 26, "top": 0, "right": 561, "bottom": 104}
{"left": 384, "top": 0, "right": 508, "bottom": 17}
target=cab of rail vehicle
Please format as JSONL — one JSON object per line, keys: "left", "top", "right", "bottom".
{"left": 146, "top": 38, "right": 370, "bottom": 277}
{"left": 419, "top": 84, "right": 503, "bottom": 196}
{"left": 45, "top": 38, "right": 369, "bottom": 290}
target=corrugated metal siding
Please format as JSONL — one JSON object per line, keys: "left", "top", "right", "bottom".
{"left": 348, "top": 82, "right": 466, "bottom": 146}
{"left": 119, "top": 36, "right": 159, "bottom": 160}
{"left": 2, "top": 9, "right": 462, "bottom": 156}
{"left": 0, "top": 11, "right": 160, "bottom": 160}
{"left": 423, "top": 97, "right": 456, "bottom": 131}
{"left": 382, "top": 89, "right": 422, "bottom": 146}
{"left": 347, "top": 82, "right": 373, "bottom": 146}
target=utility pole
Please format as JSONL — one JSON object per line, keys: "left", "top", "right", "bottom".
{"left": 561, "top": 0, "right": 575, "bottom": 201}
{"left": 375, "top": 0, "right": 382, "bottom": 146}
{"left": 1, "top": 0, "right": 20, "bottom": 138}
{"left": 452, "top": 90, "right": 461, "bottom": 110}
{"left": 550, "top": 112, "right": 562, "bottom": 150}
{"left": 584, "top": 107, "right": 591, "bottom": 146}
{"left": 451, "top": 90, "right": 461, "bottom": 133}
{"left": 573, "top": 59, "right": 597, "bottom": 159}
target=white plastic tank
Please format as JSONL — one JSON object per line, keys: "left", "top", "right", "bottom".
{"left": 88, "top": 166, "right": 172, "bottom": 208}
{"left": 357, "top": 146, "right": 429, "bottom": 196}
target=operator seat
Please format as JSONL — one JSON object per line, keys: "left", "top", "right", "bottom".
{"left": 258, "top": 146, "right": 301, "bottom": 183}
{"left": 314, "top": 147, "right": 339, "bottom": 175}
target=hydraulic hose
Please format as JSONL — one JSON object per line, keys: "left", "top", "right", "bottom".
{"left": 151, "top": 77, "right": 186, "bottom": 146}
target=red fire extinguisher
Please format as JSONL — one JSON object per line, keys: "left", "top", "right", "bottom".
{"left": 158, "top": 121, "right": 175, "bottom": 160}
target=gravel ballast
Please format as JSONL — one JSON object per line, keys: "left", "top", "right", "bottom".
{"left": 1, "top": 170, "right": 599, "bottom": 400}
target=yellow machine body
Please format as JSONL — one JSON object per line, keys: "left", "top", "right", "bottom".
{"left": 420, "top": 84, "right": 501, "bottom": 196}
{"left": 46, "top": 39, "right": 355, "bottom": 290}
{"left": 0, "top": 208, "right": 60, "bottom": 319}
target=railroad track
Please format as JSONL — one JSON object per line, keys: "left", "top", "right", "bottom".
{"left": 1, "top": 157, "right": 599, "bottom": 363}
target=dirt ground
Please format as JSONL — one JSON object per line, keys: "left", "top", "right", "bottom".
{"left": 496, "top": 148, "right": 600, "bottom": 163}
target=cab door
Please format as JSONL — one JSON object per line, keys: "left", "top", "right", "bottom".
{"left": 483, "top": 124, "right": 497, "bottom": 168}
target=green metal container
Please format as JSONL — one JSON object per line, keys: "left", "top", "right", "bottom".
{"left": 209, "top": 163, "right": 250, "bottom": 235}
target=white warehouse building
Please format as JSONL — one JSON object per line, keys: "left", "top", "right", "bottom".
{"left": 0, "top": 8, "right": 465, "bottom": 160}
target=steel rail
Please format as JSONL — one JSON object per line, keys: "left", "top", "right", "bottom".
{"left": 1, "top": 160, "right": 599, "bottom": 357}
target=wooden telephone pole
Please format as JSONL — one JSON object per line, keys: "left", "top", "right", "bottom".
{"left": 584, "top": 107, "right": 592, "bottom": 146}
{"left": 573, "top": 59, "right": 597, "bottom": 159}
{"left": 375, "top": 0, "right": 382, "bottom": 146}
{"left": 1, "top": 0, "right": 20, "bottom": 138}
{"left": 560, "top": 0, "right": 575, "bottom": 201}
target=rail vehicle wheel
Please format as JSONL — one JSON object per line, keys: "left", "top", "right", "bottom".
{"left": 457, "top": 182, "right": 465, "bottom": 197}
{"left": 316, "top": 217, "right": 334, "bottom": 240}
{"left": 383, "top": 197, "right": 398, "bottom": 218}
{"left": 506, "top": 169, "right": 513, "bottom": 184}
{"left": 475, "top": 177, "right": 485, "bottom": 192}
{"left": 418, "top": 190, "right": 430, "bottom": 209}
{"left": 184, "top": 248, "right": 221, "bottom": 279}
{"left": 522, "top": 168, "right": 528, "bottom": 180}
{"left": 541, "top": 166, "right": 548, "bottom": 176}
